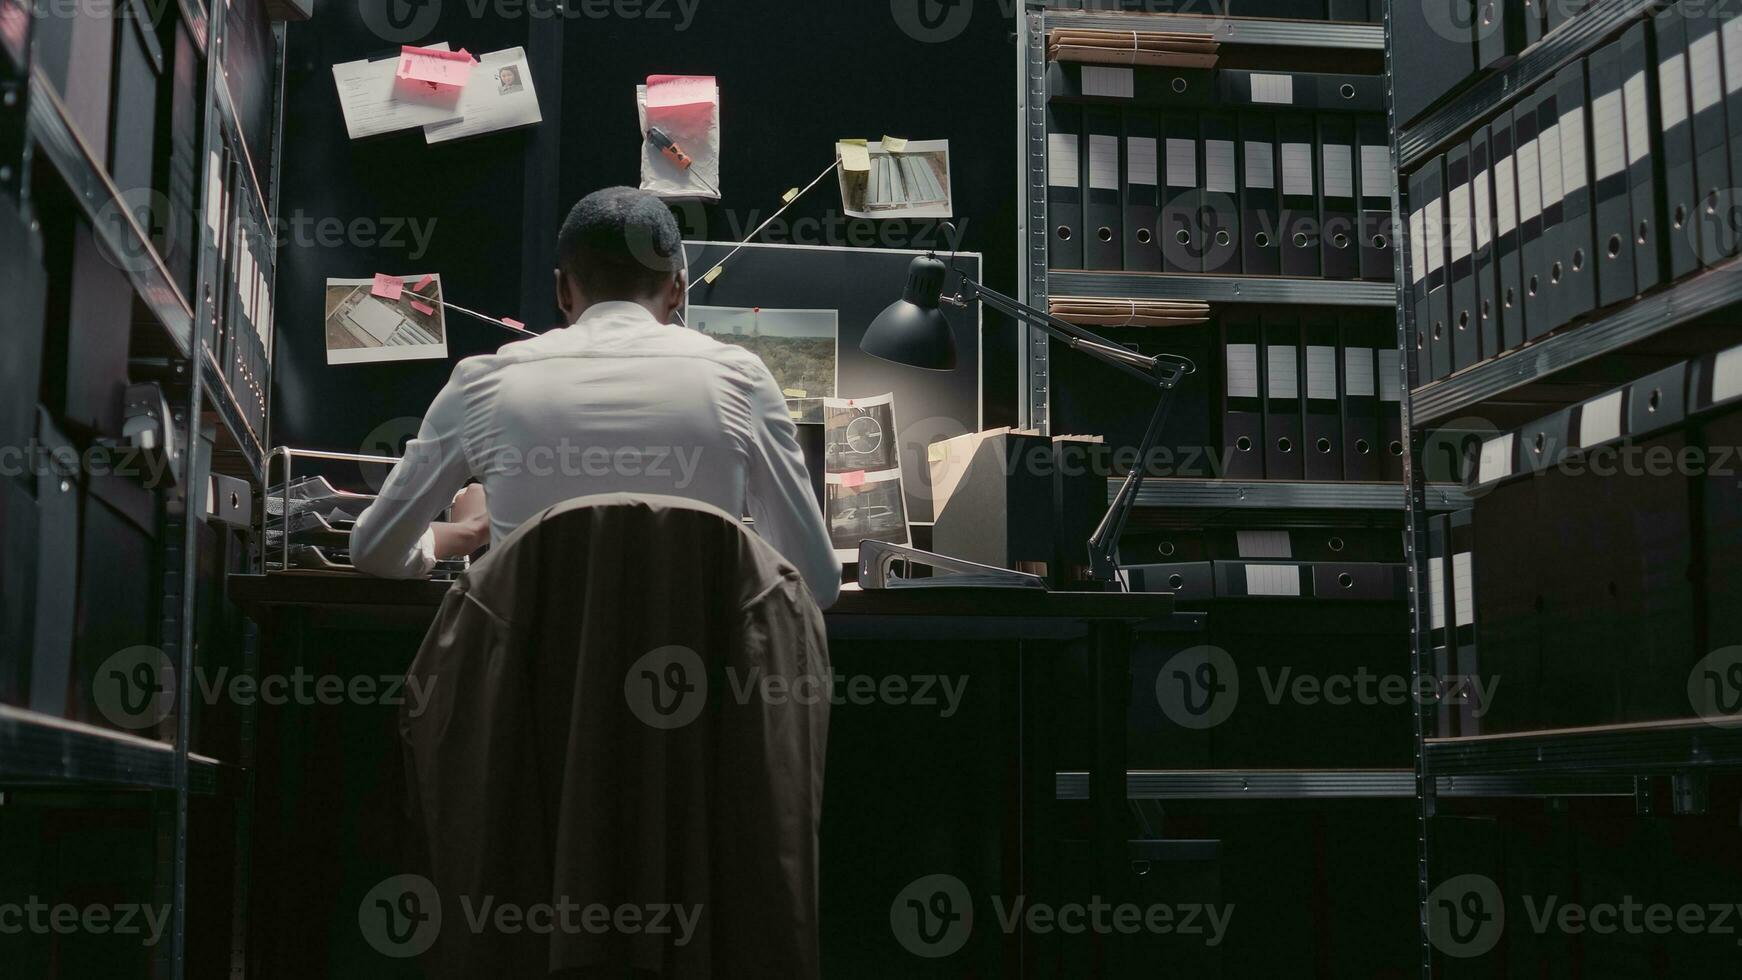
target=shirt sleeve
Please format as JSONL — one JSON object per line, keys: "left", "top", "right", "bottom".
{"left": 350, "top": 366, "right": 475, "bottom": 580}
{"left": 739, "top": 360, "right": 841, "bottom": 610}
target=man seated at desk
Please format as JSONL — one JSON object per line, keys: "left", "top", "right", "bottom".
{"left": 350, "top": 186, "right": 840, "bottom": 608}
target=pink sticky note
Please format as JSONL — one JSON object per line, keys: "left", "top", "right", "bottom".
{"left": 840, "top": 470, "right": 866, "bottom": 488}
{"left": 502, "top": 317, "right": 525, "bottom": 330}
{"left": 371, "top": 274, "right": 403, "bottom": 301}
{"left": 397, "top": 46, "right": 476, "bottom": 89}
{"left": 647, "top": 74, "right": 717, "bottom": 109}
{"left": 413, "top": 274, "right": 436, "bottom": 293}
{"left": 409, "top": 299, "right": 436, "bottom": 316}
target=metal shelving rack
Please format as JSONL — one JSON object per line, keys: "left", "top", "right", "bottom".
{"left": 0, "top": 0, "right": 282, "bottom": 973}
{"left": 1021, "top": 6, "right": 1388, "bottom": 435}
{"left": 1020, "top": 2, "right": 1431, "bottom": 905}
{"left": 1388, "top": 0, "right": 1742, "bottom": 975}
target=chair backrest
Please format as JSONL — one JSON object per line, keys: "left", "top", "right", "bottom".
{"left": 401, "top": 492, "right": 830, "bottom": 979}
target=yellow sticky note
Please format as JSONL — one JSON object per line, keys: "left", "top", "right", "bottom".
{"left": 783, "top": 387, "right": 808, "bottom": 398}
{"left": 837, "top": 139, "right": 871, "bottom": 173}
{"left": 882, "top": 136, "right": 909, "bottom": 153}
{"left": 928, "top": 442, "right": 949, "bottom": 463}
{"left": 781, "top": 187, "right": 800, "bottom": 204}
{"left": 702, "top": 264, "right": 724, "bottom": 284}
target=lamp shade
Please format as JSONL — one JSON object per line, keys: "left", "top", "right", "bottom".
{"left": 860, "top": 254, "right": 958, "bottom": 371}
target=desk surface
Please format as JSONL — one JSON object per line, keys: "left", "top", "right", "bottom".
{"left": 227, "top": 574, "right": 1183, "bottom": 640}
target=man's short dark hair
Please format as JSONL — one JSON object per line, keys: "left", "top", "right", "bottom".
{"left": 557, "top": 187, "right": 683, "bottom": 302}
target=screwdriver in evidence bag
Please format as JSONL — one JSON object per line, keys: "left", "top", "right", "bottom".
{"left": 647, "top": 126, "right": 720, "bottom": 197}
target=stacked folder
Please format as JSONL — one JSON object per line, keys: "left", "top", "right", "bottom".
{"left": 1047, "top": 28, "right": 1219, "bottom": 69}
{"left": 1047, "top": 99, "right": 1391, "bottom": 280}
{"left": 1047, "top": 296, "right": 1210, "bottom": 326}
{"left": 1406, "top": 2, "right": 1742, "bottom": 390}
{"left": 1214, "top": 309, "right": 1402, "bottom": 482}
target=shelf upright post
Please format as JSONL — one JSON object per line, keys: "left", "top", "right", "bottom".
{"left": 169, "top": 0, "right": 235, "bottom": 972}
{"left": 1384, "top": 0, "right": 1436, "bottom": 974}
{"left": 1024, "top": 6, "right": 1051, "bottom": 433}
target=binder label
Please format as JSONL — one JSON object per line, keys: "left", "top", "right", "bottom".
{"left": 1726, "top": 18, "right": 1742, "bottom": 94}
{"left": 1423, "top": 197, "right": 1444, "bottom": 274}
{"left": 1410, "top": 209, "right": 1427, "bottom": 284}
{"left": 1250, "top": 73, "right": 1294, "bottom": 105}
{"left": 1236, "top": 530, "right": 1291, "bottom": 559}
{"left": 1204, "top": 140, "right": 1236, "bottom": 194}
{"left": 1449, "top": 184, "right": 1472, "bottom": 262}
{"left": 1360, "top": 145, "right": 1391, "bottom": 201}
{"left": 205, "top": 150, "right": 223, "bottom": 238}
{"left": 1578, "top": 390, "right": 1624, "bottom": 447}
{"left": 1281, "top": 143, "right": 1313, "bottom": 197}
{"left": 1517, "top": 140, "right": 1542, "bottom": 220}
{"left": 1306, "top": 345, "right": 1338, "bottom": 400}
{"left": 1089, "top": 135, "right": 1120, "bottom": 191}
{"left": 1081, "top": 66, "right": 1135, "bottom": 100}
{"left": 1624, "top": 73, "right": 1651, "bottom": 165}
{"left": 1128, "top": 137, "right": 1159, "bottom": 186}
{"left": 1593, "top": 91, "right": 1626, "bottom": 179}
{"left": 1477, "top": 432, "right": 1514, "bottom": 484}
{"left": 1267, "top": 345, "right": 1298, "bottom": 400}
{"left": 1659, "top": 53, "right": 1689, "bottom": 129}
{"left": 1246, "top": 563, "right": 1301, "bottom": 597}
{"left": 1473, "top": 170, "right": 1492, "bottom": 248}
{"left": 1452, "top": 552, "right": 1474, "bottom": 627}
{"left": 1227, "top": 343, "right": 1260, "bottom": 398}
{"left": 1691, "top": 34, "right": 1722, "bottom": 112}
{"left": 1715, "top": 346, "right": 1742, "bottom": 403}
{"left": 1494, "top": 154, "right": 1518, "bottom": 235}
{"left": 1428, "top": 559, "right": 1447, "bottom": 630}
{"left": 1323, "top": 144, "right": 1353, "bottom": 199}
{"left": 1560, "top": 105, "right": 1586, "bottom": 194}
{"left": 1377, "top": 349, "right": 1402, "bottom": 402}
{"left": 1244, "top": 141, "right": 1276, "bottom": 189}
{"left": 1047, "top": 134, "right": 1078, "bottom": 187}
{"left": 1166, "top": 139, "right": 1197, "bottom": 188}
{"left": 1539, "top": 123, "right": 1564, "bottom": 208}
{"left": 1343, "top": 347, "right": 1376, "bottom": 398}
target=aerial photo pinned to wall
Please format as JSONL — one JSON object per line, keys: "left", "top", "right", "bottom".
{"left": 689, "top": 305, "right": 838, "bottom": 423}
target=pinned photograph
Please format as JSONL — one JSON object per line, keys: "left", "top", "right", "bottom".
{"left": 690, "top": 306, "right": 837, "bottom": 423}
{"left": 837, "top": 139, "right": 953, "bottom": 220}
{"left": 324, "top": 275, "right": 448, "bottom": 364}
{"left": 825, "top": 479, "right": 909, "bottom": 556}
{"left": 824, "top": 395, "right": 900, "bottom": 473}
{"left": 823, "top": 393, "right": 909, "bottom": 559}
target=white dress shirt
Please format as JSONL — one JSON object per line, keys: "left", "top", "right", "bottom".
{"left": 350, "top": 301, "right": 841, "bottom": 608}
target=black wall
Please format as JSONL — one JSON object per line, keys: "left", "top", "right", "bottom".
{"left": 275, "top": 0, "right": 1019, "bottom": 455}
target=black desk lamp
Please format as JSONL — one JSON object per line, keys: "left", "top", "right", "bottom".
{"left": 861, "top": 228, "right": 1196, "bottom": 586}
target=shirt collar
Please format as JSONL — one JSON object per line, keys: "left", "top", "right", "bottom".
{"left": 574, "top": 301, "right": 662, "bottom": 327}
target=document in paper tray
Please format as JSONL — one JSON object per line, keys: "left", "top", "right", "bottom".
{"left": 424, "top": 47, "right": 543, "bottom": 144}
{"left": 333, "top": 43, "right": 466, "bottom": 139}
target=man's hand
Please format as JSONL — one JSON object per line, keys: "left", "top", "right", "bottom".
{"left": 431, "top": 484, "right": 490, "bottom": 559}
